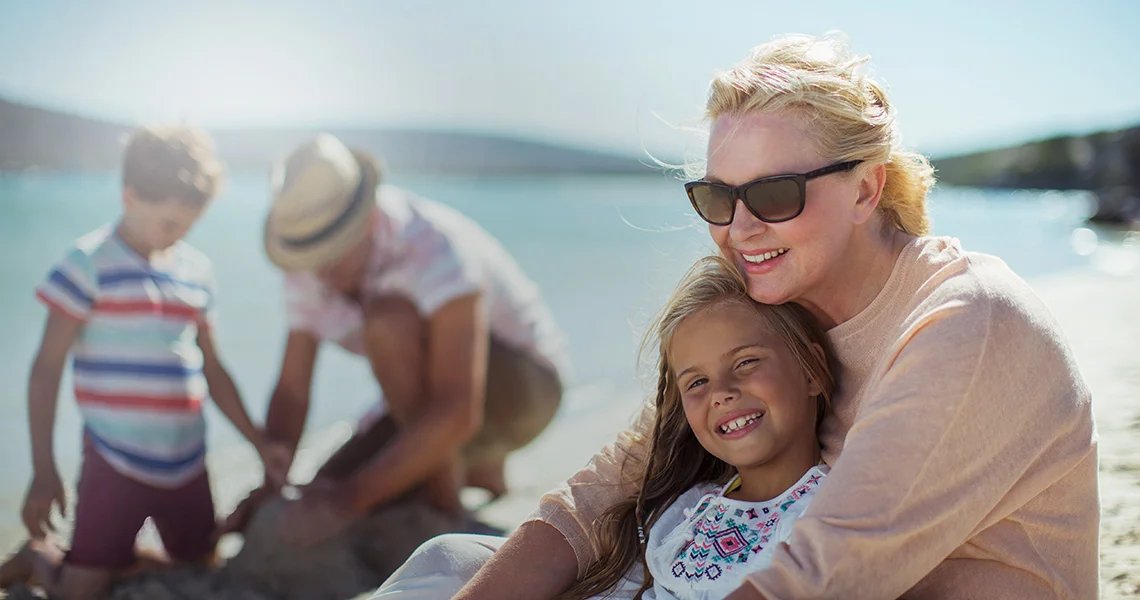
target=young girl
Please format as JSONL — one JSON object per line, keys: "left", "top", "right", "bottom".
{"left": 563, "top": 255, "right": 835, "bottom": 600}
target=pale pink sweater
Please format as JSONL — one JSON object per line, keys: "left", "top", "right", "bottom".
{"left": 534, "top": 237, "right": 1099, "bottom": 599}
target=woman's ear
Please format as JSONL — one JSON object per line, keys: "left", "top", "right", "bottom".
{"left": 852, "top": 163, "right": 887, "bottom": 225}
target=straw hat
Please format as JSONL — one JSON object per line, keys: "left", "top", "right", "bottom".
{"left": 264, "top": 134, "right": 380, "bottom": 271}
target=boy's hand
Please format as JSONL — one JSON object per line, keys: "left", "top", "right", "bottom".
{"left": 257, "top": 440, "right": 292, "bottom": 489}
{"left": 21, "top": 469, "right": 67, "bottom": 539}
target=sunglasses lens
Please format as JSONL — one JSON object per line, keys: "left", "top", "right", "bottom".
{"left": 689, "top": 185, "right": 734, "bottom": 225}
{"left": 744, "top": 179, "right": 802, "bottom": 222}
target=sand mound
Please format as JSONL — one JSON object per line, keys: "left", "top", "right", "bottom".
{"left": 3, "top": 495, "right": 468, "bottom": 600}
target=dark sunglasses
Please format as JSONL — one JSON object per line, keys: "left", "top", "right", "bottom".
{"left": 685, "top": 160, "right": 861, "bottom": 226}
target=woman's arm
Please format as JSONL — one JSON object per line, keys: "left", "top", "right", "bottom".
{"left": 741, "top": 293, "right": 1096, "bottom": 598}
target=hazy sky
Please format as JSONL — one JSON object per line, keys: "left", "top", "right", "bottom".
{"left": 1, "top": 0, "right": 1138, "bottom": 158}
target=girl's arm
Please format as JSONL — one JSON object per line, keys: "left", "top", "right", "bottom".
{"left": 455, "top": 521, "right": 579, "bottom": 600}
{"left": 457, "top": 402, "right": 657, "bottom": 597}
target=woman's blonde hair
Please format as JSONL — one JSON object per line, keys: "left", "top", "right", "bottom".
{"left": 705, "top": 33, "right": 934, "bottom": 236}
{"left": 560, "top": 256, "right": 835, "bottom": 600}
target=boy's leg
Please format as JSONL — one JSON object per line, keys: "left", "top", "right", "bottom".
{"left": 150, "top": 469, "right": 219, "bottom": 566}
{"left": 52, "top": 446, "right": 150, "bottom": 600}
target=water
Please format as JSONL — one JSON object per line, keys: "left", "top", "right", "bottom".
{"left": 0, "top": 172, "right": 1122, "bottom": 546}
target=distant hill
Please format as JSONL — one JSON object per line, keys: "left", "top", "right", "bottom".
{"left": 0, "top": 96, "right": 650, "bottom": 174}
{"left": 932, "top": 126, "right": 1140, "bottom": 191}
{"left": 932, "top": 125, "right": 1140, "bottom": 223}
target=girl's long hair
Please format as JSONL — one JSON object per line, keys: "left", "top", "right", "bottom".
{"left": 560, "top": 255, "right": 836, "bottom": 600}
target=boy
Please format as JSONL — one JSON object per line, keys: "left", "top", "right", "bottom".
{"left": 3, "top": 125, "right": 287, "bottom": 600}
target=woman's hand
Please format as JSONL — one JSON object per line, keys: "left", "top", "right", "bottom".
{"left": 277, "top": 479, "right": 360, "bottom": 547}
{"left": 723, "top": 583, "right": 766, "bottom": 600}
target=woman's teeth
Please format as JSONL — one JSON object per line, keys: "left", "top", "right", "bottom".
{"left": 720, "top": 412, "right": 763, "bottom": 433}
{"left": 742, "top": 248, "right": 788, "bottom": 264}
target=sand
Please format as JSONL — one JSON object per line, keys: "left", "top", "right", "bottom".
{"left": 2, "top": 262, "right": 1138, "bottom": 599}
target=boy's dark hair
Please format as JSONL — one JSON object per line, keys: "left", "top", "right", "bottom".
{"left": 122, "top": 125, "right": 225, "bottom": 205}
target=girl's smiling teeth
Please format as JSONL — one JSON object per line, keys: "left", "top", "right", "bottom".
{"left": 719, "top": 411, "right": 765, "bottom": 434}
{"left": 742, "top": 248, "right": 788, "bottom": 264}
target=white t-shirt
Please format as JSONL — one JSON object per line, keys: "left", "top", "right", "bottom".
{"left": 283, "top": 185, "right": 567, "bottom": 380}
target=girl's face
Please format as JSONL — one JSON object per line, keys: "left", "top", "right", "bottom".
{"left": 669, "top": 301, "right": 821, "bottom": 472}
{"left": 704, "top": 111, "right": 868, "bottom": 308}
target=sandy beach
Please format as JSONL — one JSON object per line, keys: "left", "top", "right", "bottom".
{"left": 3, "top": 246, "right": 1138, "bottom": 599}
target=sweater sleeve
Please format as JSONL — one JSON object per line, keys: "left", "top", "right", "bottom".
{"left": 744, "top": 280, "right": 1095, "bottom": 598}
{"left": 528, "top": 401, "right": 656, "bottom": 576}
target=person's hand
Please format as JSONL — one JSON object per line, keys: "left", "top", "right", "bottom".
{"left": 219, "top": 485, "right": 275, "bottom": 536}
{"left": 723, "top": 583, "right": 767, "bottom": 600}
{"left": 277, "top": 479, "right": 360, "bottom": 548}
{"left": 256, "top": 440, "right": 293, "bottom": 489}
{"left": 21, "top": 469, "right": 67, "bottom": 539}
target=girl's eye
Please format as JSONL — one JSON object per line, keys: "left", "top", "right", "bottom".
{"left": 735, "top": 358, "right": 759, "bottom": 370}
{"left": 686, "top": 377, "right": 708, "bottom": 391}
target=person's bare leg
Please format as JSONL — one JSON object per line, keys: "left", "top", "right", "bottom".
{"left": 360, "top": 295, "right": 463, "bottom": 513}
{"left": 0, "top": 540, "right": 35, "bottom": 589}
{"left": 422, "top": 456, "right": 465, "bottom": 515}
{"left": 49, "top": 564, "right": 115, "bottom": 600}
{"left": 23, "top": 540, "right": 113, "bottom": 600}
{"left": 464, "top": 460, "right": 508, "bottom": 500}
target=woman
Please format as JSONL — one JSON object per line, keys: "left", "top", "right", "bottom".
{"left": 375, "top": 33, "right": 1098, "bottom": 599}
{"left": 226, "top": 134, "right": 567, "bottom": 547}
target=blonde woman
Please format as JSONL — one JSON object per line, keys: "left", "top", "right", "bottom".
{"left": 376, "top": 33, "right": 1097, "bottom": 599}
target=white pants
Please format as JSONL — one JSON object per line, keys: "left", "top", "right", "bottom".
{"left": 370, "top": 534, "right": 505, "bottom": 599}
{"left": 371, "top": 534, "right": 644, "bottom": 599}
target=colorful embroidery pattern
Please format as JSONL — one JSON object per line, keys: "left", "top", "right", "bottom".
{"left": 670, "top": 472, "right": 823, "bottom": 582}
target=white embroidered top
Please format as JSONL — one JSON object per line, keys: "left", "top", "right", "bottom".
{"left": 641, "top": 465, "right": 829, "bottom": 600}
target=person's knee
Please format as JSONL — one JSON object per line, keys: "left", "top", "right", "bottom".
{"left": 52, "top": 564, "right": 114, "bottom": 600}
{"left": 405, "top": 534, "right": 500, "bottom": 580}
{"left": 363, "top": 295, "right": 423, "bottom": 330}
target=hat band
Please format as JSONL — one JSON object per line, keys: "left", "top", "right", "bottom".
{"left": 279, "top": 174, "right": 369, "bottom": 249}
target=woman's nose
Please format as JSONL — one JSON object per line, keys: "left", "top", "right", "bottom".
{"left": 728, "top": 197, "right": 767, "bottom": 243}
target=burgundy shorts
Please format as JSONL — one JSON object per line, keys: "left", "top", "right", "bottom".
{"left": 68, "top": 444, "right": 217, "bottom": 570}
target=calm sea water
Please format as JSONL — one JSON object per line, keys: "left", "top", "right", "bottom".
{"left": 0, "top": 172, "right": 1118, "bottom": 544}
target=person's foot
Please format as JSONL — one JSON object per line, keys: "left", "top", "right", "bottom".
{"left": 0, "top": 541, "right": 34, "bottom": 589}
{"left": 464, "top": 461, "right": 508, "bottom": 500}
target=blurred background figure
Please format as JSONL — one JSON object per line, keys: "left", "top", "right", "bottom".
{"left": 221, "top": 133, "right": 565, "bottom": 547}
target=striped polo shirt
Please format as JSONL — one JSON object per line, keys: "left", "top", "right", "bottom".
{"left": 35, "top": 226, "right": 214, "bottom": 488}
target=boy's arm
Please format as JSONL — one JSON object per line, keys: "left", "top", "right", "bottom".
{"left": 198, "top": 327, "right": 289, "bottom": 487}
{"left": 23, "top": 310, "right": 83, "bottom": 539}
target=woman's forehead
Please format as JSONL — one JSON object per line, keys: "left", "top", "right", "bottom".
{"left": 705, "top": 113, "right": 824, "bottom": 184}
